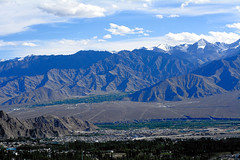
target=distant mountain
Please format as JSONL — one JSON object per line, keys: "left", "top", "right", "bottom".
{"left": 0, "top": 49, "right": 195, "bottom": 106}
{"left": 0, "top": 51, "right": 112, "bottom": 77}
{"left": 130, "top": 52, "right": 240, "bottom": 102}
{"left": 162, "top": 39, "right": 240, "bottom": 64}
{"left": 0, "top": 110, "right": 97, "bottom": 139}
{"left": 130, "top": 74, "right": 226, "bottom": 102}
{"left": 1, "top": 39, "right": 240, "bottom": 106}
{"left": 193, "top": 54, "right": 240, "bottom": 90}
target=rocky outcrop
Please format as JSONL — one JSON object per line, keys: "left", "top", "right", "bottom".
{"left": 0, "top": 111, "right": 97, "bottom": 139}
{"left": 26, "top": 115, "right": 97, "bottom": 138}
{"left": 0, "top": 111, "right": 29, "bottom": 139}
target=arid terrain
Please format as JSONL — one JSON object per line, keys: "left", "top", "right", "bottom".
{"left": 4, "top": 91, "right": 239, "bottom": 123}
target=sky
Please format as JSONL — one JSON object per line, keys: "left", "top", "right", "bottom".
{"left": 0, "top": 0, "right": 240, "bottom": 59}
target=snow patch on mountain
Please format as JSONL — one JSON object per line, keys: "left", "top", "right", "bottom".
{"left": 233, "top": 42, "right": 240, "bottom": 49}
{"left": 197, "top": 39, "right": 207, "bottom": 49}
{"left": 156, "top": 44, "right": 171, "bottom": 51}
{"left": 17, "top": 57, "right": 24, "bottom": 61}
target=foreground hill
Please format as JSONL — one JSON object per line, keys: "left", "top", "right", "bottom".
{"left": 0, "top": 111, "right": 97, "bottom": 139}
{"left": 130, "top": 53, "right": 240, "bottom": 102}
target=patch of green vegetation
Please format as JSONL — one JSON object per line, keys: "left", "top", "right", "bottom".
{"left": 26, "top": 92, "right": 131, "bottom": 108}
{"left": 96, "top": 120, "right": 240, "bottom": 130}
{"left": 66, "top": 133, "right": 104, "bottom": 137}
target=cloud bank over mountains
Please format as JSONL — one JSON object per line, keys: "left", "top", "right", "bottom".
{"left": 0, "top": 0, "right": 240, "bottom": 59}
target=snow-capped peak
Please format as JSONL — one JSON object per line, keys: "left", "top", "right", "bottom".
{"left": 178, "top": 44, "right": 189, "bottom": 52}
{"left": 214, "top": 42, "right": 228, "bottom": 51}
{"left": 156, "top": 44, "right": 171, "bottom": 51}
{"left": 197, "top": 39, "right": 207, "bottom": 49}
{"left": 17, "top": 57, "right": 24, "bottom": 61}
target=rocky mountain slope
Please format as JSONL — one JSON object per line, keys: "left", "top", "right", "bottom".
{"left": 0, "top": 39, "right": 240, "bottom": 106}
{"left": 0, "top": 111, "right": 97, "bottom": 139}
{"left": 26, "top": 115, "right": 97, "bottom": 138}
{"left": 130, "top": 52, "right": 240, "bottom": 102}
{"left": 0, "top": 110, "right": 29, "bottom": 139}
{"left": 0, "top": 50, "right": 196, "bottom": 106}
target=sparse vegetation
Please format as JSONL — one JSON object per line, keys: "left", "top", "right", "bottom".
{"left": 27, "top": 92, "right": 130, "bottom": 108}
{"left": 96, "top": 120, "right": 240, "bottom": 130}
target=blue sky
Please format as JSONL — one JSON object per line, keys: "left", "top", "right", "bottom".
{"left": 0, "top": 0, "right": 240, "bottom": 59}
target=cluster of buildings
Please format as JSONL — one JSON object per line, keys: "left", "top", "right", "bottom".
{"left": 51, "top": 127, "right": 240, "bottom": 143}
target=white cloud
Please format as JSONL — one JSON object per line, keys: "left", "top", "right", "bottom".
{"left": 92, "top": 36, "right": 98, "bottom": 40}
{"left": 39, "top": 0, "right": 106, "bottom": 18}
{"left": 165, "top": 32, "right": 202, "bottom": 44}
{"left": 5, "top": 31, "right": 240, "bottom": 58}
{"left": 152, "top": 2, "right": 239, "bottom": 17}
{"left": 112, "top": 4, "right": 118, "bottom": 9}
{"left": 0, "top": 40, "right": 16, "bottom": 47}
{"left": 144, "top": 0, "right": 152, "bottom": 3}
{"left": 0, "top": 40, "right": 38, "bottom": 47}
{"left": 0, "top": 1, "right": 65, "bottom": 36}
{"left": 84, "top": 0, "right": 153, "bottom": 14}
{"left": 90, "top": 0, "right": 240, "bottom": 17}
{"left": 98, "top": 39, "right": 106, "bottom": 42}
{"left": 156, "top": 14, "right": 163, "bottom": 19}
{"left": 236, "top": 6, "right": 240, "bottom": 12}
{"left": 103, "top": 34, "right": 112, "bottom": 39}
{"left": 66, "top": 31, "right": 240, "bottom": 50}
{"left": 181, "top": 0, "right": 211, "bottom": 8}
{"left": 0, "top": 0, "right": 106, "bottom": 36}
{"left": 226, "top": 23, "right": 240, "bottom": 30}
{"left": 10, "top": 39, "right": 92, "bottom": 57}
{"left": 59, "top": 39, "right": 89, "bottom": 46}
{"left": 106, "top": 23, "right": 149, "bottom": 36}
{"left": 206, "top": 31, "right": 240, "bottom": 43}
{"left": 22, "top": 42, "right": 37, "bottom": 47}
{"left": 106, "top": 23, "right": 133, "bottom": 36}
{"left": 168, "top": 14, "right": 180, "bottom": 18}
{"left": 0, "top": 0, "right": 239, "bottom": 36}
{"left": 165, "top": 31, "right": 240, "bottom": 44}
{"left": 143, "top": 3, "right": 148, "bottom": 8}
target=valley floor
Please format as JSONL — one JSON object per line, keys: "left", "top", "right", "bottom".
{"left": 0, "top": 92, "right": 239, "bottom": 159}
{"left": 4, "top": 91, "right": 240, "bottom": 123}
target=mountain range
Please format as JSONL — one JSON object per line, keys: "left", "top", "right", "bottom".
{"left": 0, "top": 39, "right": 240, "bottom": 106}
{"left": 130, "top": 48, "right": 240, "bottom": 102}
